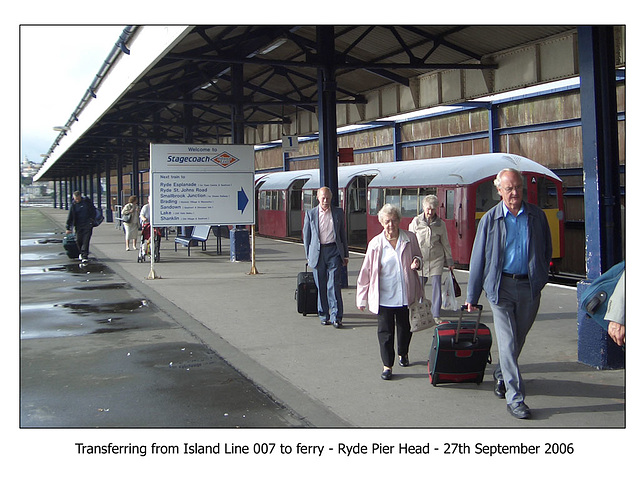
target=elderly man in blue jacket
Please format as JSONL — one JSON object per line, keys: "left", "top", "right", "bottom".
{"left": 465, "top": 168, "right": 552, "bottom": 420}
{"left": 303, "top": 187, "right": 349, "bottom": 328}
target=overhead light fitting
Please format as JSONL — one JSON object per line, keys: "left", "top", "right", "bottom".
{"left": 53, "top": 126, "right": 70, "bottom": 132}
{"left": 258, "top": 38, "right": 287, "bottom": 55}
{"left": 200, "top": 78, "right": 219, "bottom": 90}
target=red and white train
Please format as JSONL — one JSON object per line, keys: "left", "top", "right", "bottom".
{"left": 256, "top": 153, "right": 564, "bottom": 267}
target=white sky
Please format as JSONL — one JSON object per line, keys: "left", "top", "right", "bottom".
{"left": 20, "top": 25, "right": 124, "bottom": 164}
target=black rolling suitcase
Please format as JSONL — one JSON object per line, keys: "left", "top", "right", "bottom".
{"left": 295, "top": 265, "right": 318, "bottom": 316}
{"left": 427, "top": 305, "right": 492, "bottom": 386}
{"left": 63, "top": 233, "right": 79, "bottom": 259}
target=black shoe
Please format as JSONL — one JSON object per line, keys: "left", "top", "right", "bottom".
{"left": 494, "top": 379, "right": 506, "bottom": 398}
{"left": 399, "top": 355, "right": 410, "bottom": 367}
{"left": 507, "top": 402, "right": 531, "bottom": 419}
{"left": 381, "top": 368, "right": 392, "bottom": 380}
{"left": 333, "top": 321, "right": 342, "bottom": 329}
{"left": 320, "top": 319, "right": 331, "bottom": 326}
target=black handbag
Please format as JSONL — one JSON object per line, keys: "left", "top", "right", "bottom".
{"left": 451, "top": 270, "right": 462, "bottom": 298}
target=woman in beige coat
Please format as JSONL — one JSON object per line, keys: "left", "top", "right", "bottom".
{"left": 408, "top": 195, "right": 454, "bottom": 322}
{"left": 121, "top": 195, "right": 140, "bottom": 251}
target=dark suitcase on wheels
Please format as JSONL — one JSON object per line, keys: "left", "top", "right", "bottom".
{"left": 427, "top": 305, "right": 492, "bottom": 386}
{"left": 295, "top": 265, "right": 318, "bottom": 316}
{"left": 63, "top": 233, "right": 79, "bottom": 259}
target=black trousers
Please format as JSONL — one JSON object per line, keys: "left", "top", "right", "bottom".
{"left": 377, "top": 305, "right": 412, "bottom": 368}
{"left": 75, "top": 225, "right": 93, "bottom": 259}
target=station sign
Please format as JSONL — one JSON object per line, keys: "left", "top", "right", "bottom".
{"left": 282, "top": 135, "right": 298, "bottom": 153}
{"left": 149, "top": 144, "right": 255, "bottom": 227}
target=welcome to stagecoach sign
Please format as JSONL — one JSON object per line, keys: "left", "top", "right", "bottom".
{"left": 149, "top": 144, "right": 255, "bottom": 227}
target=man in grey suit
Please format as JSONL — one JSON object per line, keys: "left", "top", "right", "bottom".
{"left": 303, "top": 187, "right": 349, "bottom": 328}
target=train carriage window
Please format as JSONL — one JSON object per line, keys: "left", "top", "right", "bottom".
{"left": 303, "top": 190, "right": 318, "bottom": 212}
{"left": 419, "top": 187, "right": 437, "bottom": 200}
{"left": 385, "top": 188, "right": 401, "bottom": 210}
{"left": 475, "top": 180, "right": 501, "bottom": 213}
{"left": 445, "top": 190, "right": 454, "bottom": 220}
{"left": 369, "top": 188, "right": 383, "bottom": 215}
{"left": 401, "top": 188, "right": 419, "bottom": 218}
{"left": 277, "top": 190, "right": 285, "bottom": 211}
{"left": 348, "top": 176, "right": 369, "bottom": 213}
{"left": 536, "top": 177, "right": 558, "bottom": 209}
{"left": 259, "top": 191, "right": 267, "bottom": 210}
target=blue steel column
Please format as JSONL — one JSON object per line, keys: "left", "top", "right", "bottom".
{"left": 96, "top": 165, "right": 102, "bottom": 211}
{"left": 64, "top": 178, "right": 69, "bottom": 210}
{"left": 488, "top": 104, "right": 500, "bottom": 153}
{"left": 394, "top": 122, "right": 403, "bottom": 161}
{"left": 90, "top": 169, "right": 96, "bottom": 202}
{"left": 231, "top": 64, "right": 244, "bottom": 145}
{"left": 316, "top": 26, "right": 339, "bottom": 204}
{"left": 117, "top": 151, "right": 124, "bottom": 206}
{"left": 59, "top": 179, "right": 64, "bottom": 209}
{"left": 132, "top": 126, "right": 140, "bottom": 198}
{"left": 576, "top": 26, "right": 624, "bottom": 369}
{"left": 105, "top": 157, "right": 113, "bottom": 223}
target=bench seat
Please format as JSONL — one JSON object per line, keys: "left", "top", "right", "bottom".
{"left": 174, "top": 225, "right": 211, "bottom": 256}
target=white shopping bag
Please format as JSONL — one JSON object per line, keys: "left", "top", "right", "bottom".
{"left": 441, "top": 271, "right": 458, "bottom": 311}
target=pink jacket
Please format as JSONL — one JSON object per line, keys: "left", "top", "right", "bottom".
{"left": 356, "top": 230, "right": 423, "bottom": 314}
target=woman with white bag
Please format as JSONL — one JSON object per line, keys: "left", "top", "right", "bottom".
{"left": 409, "top": 195, "right": 454, "bottom": 322}
{"left": 357, "top": 204, "right": 422, "bottom": 381}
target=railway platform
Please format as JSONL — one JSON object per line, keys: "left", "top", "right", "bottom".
{"left": 36, "top": 207, "right": 626, "bottom": 429}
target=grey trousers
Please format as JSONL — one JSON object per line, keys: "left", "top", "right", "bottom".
{"left": 490, "top": 276, "right": 540, "bottom": 405}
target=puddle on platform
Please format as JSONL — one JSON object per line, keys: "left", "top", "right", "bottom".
{"left": 21, "top": 262, "right": 112, "bottom": 276}
{"left": 55, "top": 299, "right": 149, "bottom": 315}
{"left": 20, "top": 300, "right": 149, "bottom": 339}
{"left": 73, "top": 283, "right": 130, "bottom": 291}
{"left": 20, "top": 237, "right": 63, "bottom": 247}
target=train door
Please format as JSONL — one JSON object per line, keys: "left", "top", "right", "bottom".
{"left": 527, "top": 174, "right": 564, "bottom": 260}
{"left": 345, "top": 175, "right": 374, "bottom": 248}
{"left": 442, "top": 186, "right": 466, "bottom": 265}
{"left": 301, "top": 188, "right": 319, "bottom": 238}
{"left": 254, "top": 179, "right": 266, "bottom": 231}
{"left": 287, "top": 179, "right": 306, "bottom": 238}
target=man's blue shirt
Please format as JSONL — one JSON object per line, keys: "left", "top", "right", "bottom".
{"left": 502, "top": 202, "right": 528, "bottom": 275}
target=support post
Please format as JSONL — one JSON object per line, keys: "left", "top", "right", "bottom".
{"left": 576, "top": 26, "right": 624, "bottom": 369}
{"left": 317, "top": 26, "right": 339, "bottom": 204}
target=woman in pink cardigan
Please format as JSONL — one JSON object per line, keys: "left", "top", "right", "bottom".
{"left": 357, "top": 204, "right": 423, "bottom": 380}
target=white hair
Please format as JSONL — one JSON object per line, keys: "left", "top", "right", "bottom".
{"left": 494, "top": 168, "right": 524, "bottom": 188}
{"left": 377, "top": 203, "right": 401, "bottom": 223}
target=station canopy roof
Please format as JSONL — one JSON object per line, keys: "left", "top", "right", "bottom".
{"left": 35, "top": 25, "right": 580, "bottom": 182}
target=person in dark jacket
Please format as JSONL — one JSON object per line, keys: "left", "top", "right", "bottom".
{"left": 65, "top": 191, "right": 96, "bottom": 262}
{"left": 465, "top": 168, "right": 552, "bottom": 420}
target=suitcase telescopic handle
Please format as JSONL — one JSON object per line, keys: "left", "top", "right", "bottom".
{"left": 456, "top": 304, "right": 483, "bottom": 344}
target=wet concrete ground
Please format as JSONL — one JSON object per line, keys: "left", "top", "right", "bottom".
{"left": 19, "top": 207, "right": 305, "bottom": 427}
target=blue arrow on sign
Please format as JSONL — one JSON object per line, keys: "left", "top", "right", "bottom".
{"left": 237, "top": 187, "right": 249, "bottom": 213}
